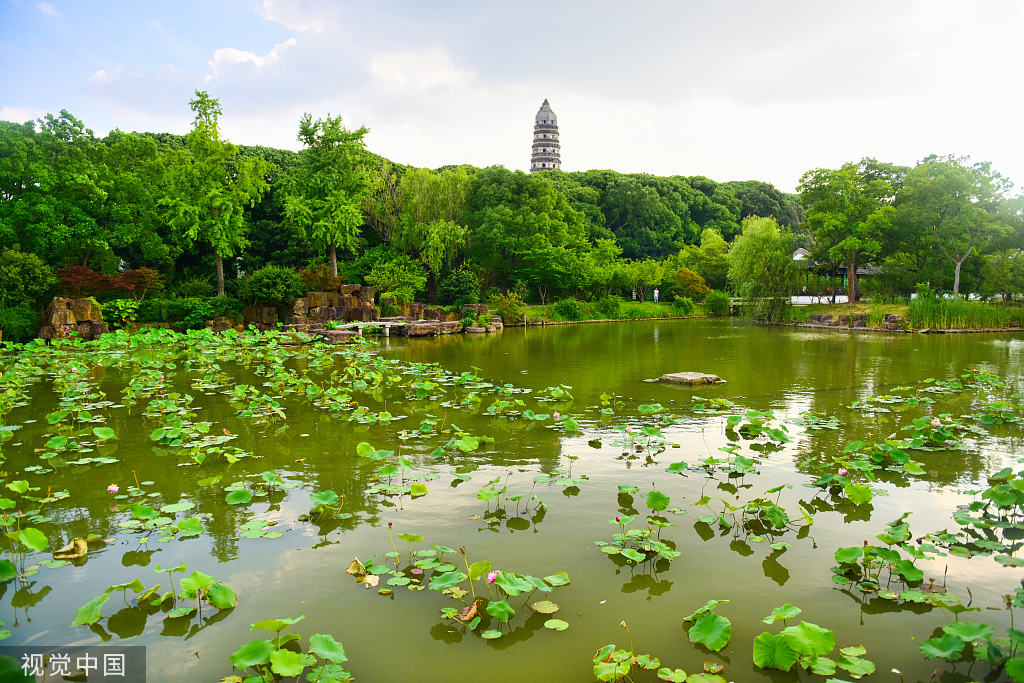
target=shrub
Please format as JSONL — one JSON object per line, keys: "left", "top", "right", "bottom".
{"left": 299, "top": 263, "right": 341, "bottom": 292}
{"left": 671, "top": 297, "right": 695, "bottom": 316}
{"left": 180, "top": 298, "right": 215, "bottom": 330}
{"left": 0, "top": 304, "right": 39, "bottom": 343}
{"left": 0, "top": 248, "right": 56, "bottom": 307}
{"left": 120, "top": 268, "right": 165, "bottom": 301}
{"left": 674, "top": 268, "right": 712, "bottom": 300}
{"left": 594, "top": 296, "right": 621, "bottom": 319}
{"left": 105, "top": 299, "right": 141, "bottom": 329}
{"left": 489, "top": 291, "right": 526, "bottom": 325}
{"left": 172, "top": 275, "right": 216, "bottom": 299}
{"left": 460, "top": 315, "right": 476, "bottom": 328}
{"left": 57, "top": 265, "right": 130, "bottom": 299}
{"left": 379, "top": 298, "right": 402, "bottom": 317}
{"left": 705, "top": 290, "right": 730, "bottom": 316}
{"left": 241, "top": 265, "right": 305, "bottom": 306}
{"left": 438, "top": 268, "right": 480, "bottom": 307}
{"left": 552, "top": 297, "right": 582, "bottom": 321}
{"left": 135, "top": 297, "right": 241, "bottom": 326}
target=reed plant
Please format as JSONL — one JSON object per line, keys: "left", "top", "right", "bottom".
{"left": 908, "top": 297, "right": 1024, "bottom": 329}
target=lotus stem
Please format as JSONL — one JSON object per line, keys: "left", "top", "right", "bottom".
{"left": 460, "top": 546, "right": 476, "bottom": 600}
{"left": 387, "top": 523, "right": 398, "bottom": 560}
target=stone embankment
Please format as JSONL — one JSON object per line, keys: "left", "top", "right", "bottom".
{"left": 38, "top": 297, "right": 109, "bottom": 340}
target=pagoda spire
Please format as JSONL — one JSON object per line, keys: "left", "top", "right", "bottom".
{"left": 530, "top": 99, "right": 560, "bottom": 173}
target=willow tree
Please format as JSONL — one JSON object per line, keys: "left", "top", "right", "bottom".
{"left": 167, "top": 91, "right": 270, "bottom": 296}
{"left": 393, "top": 167, "right": 472, "bottom": 302}
{"left": 728, "top": 216, "right": 801, "bottom": 321}
{"left": 284, "top": 113, "right": 370, "bottom": 277}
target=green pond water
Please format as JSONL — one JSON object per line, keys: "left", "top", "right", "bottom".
{"left": 3, "top": 319, "right": 1024, "bottom": 683}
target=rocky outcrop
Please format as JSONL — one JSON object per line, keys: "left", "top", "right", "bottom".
{"left": 38, "top": 297, "right": 108, "bottom": 341}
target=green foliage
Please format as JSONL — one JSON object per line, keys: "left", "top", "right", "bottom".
{"left": 0, "top": 304, "right": 39, "bottom": 343}
{"left": 0, "top": 247, "right": 56, "bottom": 306}
{"left": 437, "top": 268, "right": 479, "bottom": 307}
{"left": 671, "top": 296, "right": 695, "bottom": 316}
{"left": 365, "top": 257, "right": 427, "bottom": 304}
{"left": 674, "top": 268, "right": 711, "bottom": 300}
{"left": 594, "top": 296, "right": 621, "bottom": 318}
{"left": 172, "top": 275, "right": 216, "bottom": 299}
{"left": 704, "top": 290, "right": 730, "bottom": 316}
{"left": 240, "top": 265, "right": 305, "bottom": 307}
{"left": 551, "top": 297, "right": 582, "bottom": 321}
{"left": 104, "top": 299, "right": 141, "bottom": 328}
{"left": 909, "top": 296, "right": 1021, "bottom": 329}
{"left": 728, "top": 216, "right": 801, "bottom": 322}
{"left": 489, "top": 291, "right": 526, "bottom": 325}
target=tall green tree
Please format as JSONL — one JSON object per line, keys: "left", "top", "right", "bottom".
{"left": 284, "top": 113, "right": 370, "bottom": 277}
{"left": 166, "top": 91, "right": 271, "bottom": 296}
{"left": 896, "top": 155, "right": 1012, "bottom": 296}
{"left": 799, "top": 160, "right": 895, "bottom": 302}
{"left": 728, "top": 217, "right": 801, "bottom": 321}
{"left": 394, "top": 166, "right": 472, "bottom": 302}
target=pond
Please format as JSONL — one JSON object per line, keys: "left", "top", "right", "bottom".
{"left": 2, "top": 319, "right": 1024, "bottom": 683}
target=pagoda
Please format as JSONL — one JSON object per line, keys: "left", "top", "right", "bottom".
{"left": 529, "top": 99, "right": 561, "bottom": 173}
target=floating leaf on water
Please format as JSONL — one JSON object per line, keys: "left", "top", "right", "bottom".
{"left": 544, "top": 572, "right": 570, "bottom": 587}
{"left": 688, "top": 613, "right": 732, "bottom": 652}
{"left": 207, "top": 583, "right": 238, "bottom": 609}
{"left": 531, "top": 600, "right": 559, "bottom": 614}
{"left": 160, "top": 501, "right": 195, "bottom": 513}
{"left": 703, "top": 661, "right": 724, "bottom": 674}
{"left": 378, "top": 588, "right": 393, "bottom": 595}
{"left": 225, "top": 490, "right": 253, "bottom": 505}
{"left": 364, "top": 575, "right": 379, "bottom": 588}
{"left": 457, "top": 599, "right": 482, "bottom": 622}
{"left": 481, "top": 629, "right": 502, "bottom": 639}
{"left": 166, "top": 606, "right": 196, "bottom": 619}
{"left": 544, "top": 619, "right": 568, "bottom": 631}
{"left": 656, "top": 668, "right": 687, "bottom": 682}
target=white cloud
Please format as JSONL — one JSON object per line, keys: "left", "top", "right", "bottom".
{"left": 0, "top": 106, "right": 47, "bottom": 123}
{"left": 256, "top": 0, "right": 337, "bottom": 33}
{"left": 207, "top": 38, "right": 297, "bottom": 78}
{"left": 37, "top": 2, "right": 59, "bottom": 17}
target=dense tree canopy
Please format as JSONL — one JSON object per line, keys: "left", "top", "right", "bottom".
{"left": 2, "top": 98, "right": 1021, "bottom": 317}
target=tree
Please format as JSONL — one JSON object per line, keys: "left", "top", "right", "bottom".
{"left": 284, "top": 113, "right": 371, "bottom": 277}
{"left": 166, "top": 91, "right": 271, "bottom": 296}
{"left": 728, "top": 217, "right": 801, "bottom": 321}
{"left": 0, "top": 247, "right": 56, "bottom": 306}
{"left": 394, "top": 167, "right": 472, "bottom": 302}
{"left": 896, "top": 155, "right": 1012, "bottom": 296}
{"left": 363, "top": 159, "right": 404, "bottom": 246}
{"left": 622, "top": 259, "right": 665, "bottom": 302}
{"left": 799, "top": 161, "right": 895, "bottom": 303}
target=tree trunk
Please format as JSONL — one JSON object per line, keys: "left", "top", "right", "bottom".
{"left": 830, "top": 267, "right": 837, "bottom": 305}
{"left": 953, "top": 258, "right": 964, "bottom": 297}
{"left": 328, "top": 243, "right": 338, "bottom": 278}
{"left": 426, "top": 268, "right": 437, "bottom": 304}
{"left": 847, "top": 256, "right": 858, "bottom": 304}
{"left": 215, "top": 254, "right": 225, "bottom": 297}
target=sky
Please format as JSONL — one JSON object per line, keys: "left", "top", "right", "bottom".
{"left": 2, "top": 0, "right": 1022, "bottom": 194}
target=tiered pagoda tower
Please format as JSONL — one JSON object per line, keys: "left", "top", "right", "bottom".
{"left": 529, "top": 99, "right": 560, "bottom": 173}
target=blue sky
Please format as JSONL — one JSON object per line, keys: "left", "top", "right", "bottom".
{"left": 3, "top": 0, "right": 1023, "bottom": 193}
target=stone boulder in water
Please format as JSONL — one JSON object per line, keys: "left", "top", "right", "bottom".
{"left": 656, "top": 372, "right": 726, "bottom": 385}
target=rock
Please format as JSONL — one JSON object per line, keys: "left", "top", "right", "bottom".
{"left": 89, "top": 321, "right": 109, "bottom": 338}
{"left": 356, "top": 286, "right": 376, "bottom": 303}
{"left": 461, "top": 304, "right": 489, "bottom": 317}
{"left": 292, "top": 298, "right": 309, "bottom": 316}
{"left": 307, "top": 292, "right": 339, "bottom": 308}
{"left": 315, "top": 329, "right": 358, "bottom": 344}
{"left": 406, "top": 302, "right": 427, "bottom": 319}
{"left": 439, "top": 321, "right": 463, "bottom": 334}
{"left": 242, "top": 306, "right": 278, "bottom": 326}
{"left": 284, "top": 315, "right": 310, "bottom": 326}
{"left": 528, "top": 318, "right": 546, "bottom": 325}
{"left": 340, "top": 284, "right": 361, "bottom": 295}
{"left": 657, "top": 372, "right": 726, "bottom": 385}
{"left": 423, "top": 307, "right": 443, "bottom": 321}
{"left": 67, "top": 298, "right": 102, "bottom": 322}
{"left": 346, "top": 307, "right": 375, "bottom": 322}
{"left": 853, "top": 320, "right": 866, "bottom": 327}
{"left": 884, "top": 322, "right": 902, "bottom": 330}
{"left": 205, "top": 317, "right": 235, "bottom": 333}
{"left": 465, "top": 326, "right": 487, "bottom": 333}
{"left": 404, "top": 322, "right": 440, "bottom": 337}
{"left": 45, "top": 297, "right": 78, "bottom": 327}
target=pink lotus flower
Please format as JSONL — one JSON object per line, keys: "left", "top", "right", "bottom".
{"left": 107, "top": 484, "right": 118, "bottom": 494}
{"left": 553, "top": 412, "right": 560, "bottom": 420}
{"left": 931, "top": 418, "right": 941, "bottom": 427}
{"left": 486, "top": 570, "right": 499, "bottom": 584}
{"left": 838, "top": 469, "right": 849, "bottom": 477}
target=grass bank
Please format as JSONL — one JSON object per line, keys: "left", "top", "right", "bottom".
{"left": 784, "top": 299, "right": 1024, "bottom": 330}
